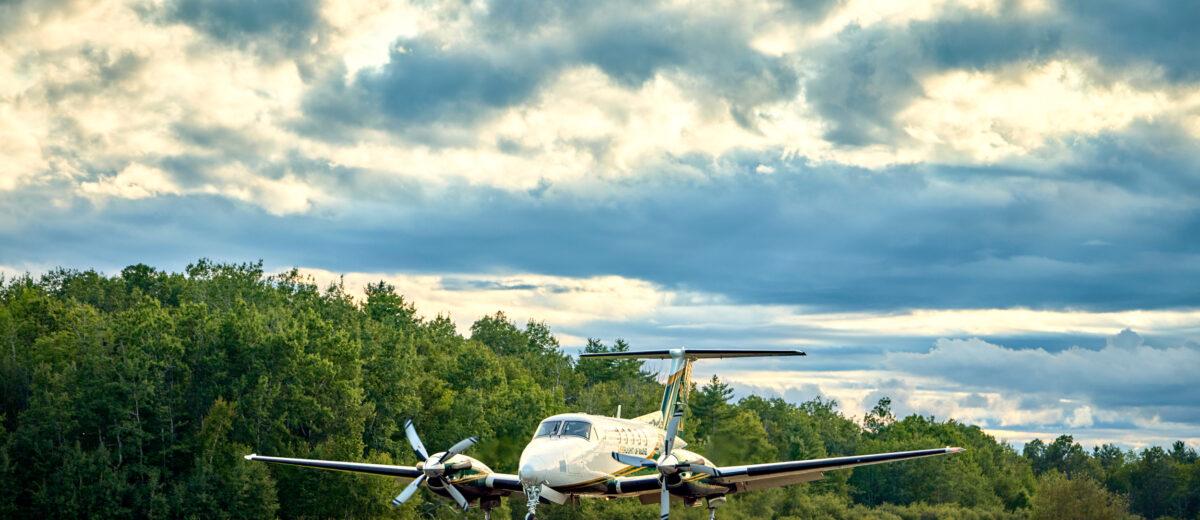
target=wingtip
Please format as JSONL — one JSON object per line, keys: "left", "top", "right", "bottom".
{"left": 244, "top": 454, "right": 256, "bottom": 460}
{"left": 947, "top": 447, "right": 966, "bottom": 453}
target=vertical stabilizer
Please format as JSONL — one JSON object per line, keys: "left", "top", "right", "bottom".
{"left": 579, "top": 348, "right": 806, "bottom": 428}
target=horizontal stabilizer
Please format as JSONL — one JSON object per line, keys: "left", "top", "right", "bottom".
{"left": 580, "top": 348, "right": 805, "bottom": 360}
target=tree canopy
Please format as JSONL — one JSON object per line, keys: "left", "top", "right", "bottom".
{"left": 1, "top": 261, "right": 1195, "bottom": 519}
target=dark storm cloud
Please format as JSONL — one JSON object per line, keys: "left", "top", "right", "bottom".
{"left": 9, "top": 134, "right": 1200, "bottom": 313}
{"left": 299, "top": 5, "right": 798, "bottom": 143}
{"left": 782, "top": 0, "right": 843, "bottom": 19}
{"left": 302, "top": 40, "right": 553, "bottom": 138}
{"left": 1058, "top": 0, "right": 1200, "bottom": 82}
{"left": 160, "top": 0, "right": 324, "bottom": 60}
{"left": 805, "top": 10, "right": 1062, "bottom": 145}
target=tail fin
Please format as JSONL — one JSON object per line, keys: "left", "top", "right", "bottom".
{"left": 579, "top": 348, "right": 805, "bottom": 427}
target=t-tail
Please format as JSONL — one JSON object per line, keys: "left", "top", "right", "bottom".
{"left": 578, "top": 348, "right": 806, "bottom": 428}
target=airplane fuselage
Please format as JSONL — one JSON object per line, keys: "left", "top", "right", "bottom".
{"left": 515, "top": 412, "right": 713, "bottom": 495}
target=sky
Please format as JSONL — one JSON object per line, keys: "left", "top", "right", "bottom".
{"left": 2, "top": 0, "right": 1199, "bottom": 450}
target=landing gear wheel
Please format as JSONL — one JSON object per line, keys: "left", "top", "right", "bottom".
{"left": 524, "top": 514, "right": 536, "bottom": 520}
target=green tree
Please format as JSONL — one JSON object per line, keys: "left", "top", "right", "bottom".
{"left": 1031, "top": 471, "right": 1135, "bottom": 520}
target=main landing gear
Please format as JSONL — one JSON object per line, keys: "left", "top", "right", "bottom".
{"left": 706, "top": 495, "right": 727, "bottom": 519}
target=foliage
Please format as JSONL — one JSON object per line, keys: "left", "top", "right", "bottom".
{"left": 1030, "top": 471, "right": 1136, "bottom": 520}
{"left": 0, "top": 261, "right": 1196, "bottom": 519}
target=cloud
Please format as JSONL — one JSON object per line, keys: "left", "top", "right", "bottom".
{"left": 79, "top": 162, "right": 180, "bottom": 200}
{"left": 299, "top": 3, "right": 799, "bottom": 145}
{"left": 898, "top": 59, "right": 1168, "bottom": 162}
{"left": 5, "top": 144, "right": 1200, "bottom": 313}
{"left": 1058, "top": 0, "right": 1200, "bottom": 83}
{"left": 161, "top": 0, "right": 325, "bottom": 61}
{"left": 887, "top": 331, "right": 1200, "bottom": 424}
{"left": 304, "top": 39, "right": 552, "bottom": 134}
{"left": 802, "top": 8, "right": 1062, "bottom": 146}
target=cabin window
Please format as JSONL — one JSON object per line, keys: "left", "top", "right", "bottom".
{"left": 561, "top": 420, "right": 592, "bottom": 440}
{"left": 534, "top": 421, "right": 561, "bottom": 438}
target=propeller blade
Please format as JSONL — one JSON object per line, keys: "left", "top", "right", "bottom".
{"left": 439, "top": 436, "right": 479, "bottom": 462}
{"left": 404, "top": 420, "right": 429, "bottom": 461}
{"left": 390, "top": 474, "right": 427, "bottom": 507}
{"left": 664, "top": 405, "right": 684, "bottom": 455}
{"left": 660, "top": 477, "right": 670, "bottom": 519}
{"left": 613, "top": 452, "right": 659, "bottom": 468}
{"left": 441, "top": 477, "right": 470, "bottom": 511}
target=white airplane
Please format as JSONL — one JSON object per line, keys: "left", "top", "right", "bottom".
{"left": 246, "top": 348, "right": 963, "bottom": 519}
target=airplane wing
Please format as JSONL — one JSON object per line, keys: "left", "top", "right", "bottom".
{"left": 243, "top": 454, "right": 525, "bottom": 494}
{"left": 244, "top": 454, "right": 423, "bottom": 478}
{"left": 609, "top": 447, "right": 964, "bottom": 496}
{"left": 708, "top": 447, "right": 964, "bottom": 492}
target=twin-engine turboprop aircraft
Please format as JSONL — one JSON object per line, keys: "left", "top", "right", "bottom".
{"left": 246, "top": 348, "right": 963, "bottom": 519}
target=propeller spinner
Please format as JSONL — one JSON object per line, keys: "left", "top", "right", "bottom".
{"left": 610, "top": 404, "right": 717, "bottom": 519}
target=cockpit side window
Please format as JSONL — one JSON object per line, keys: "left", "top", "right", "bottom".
{"left": 561, "top": 420, "right": 591, "bottom": 440}
{"left": 534, "top": 421, "right": 561, "bottom": 438}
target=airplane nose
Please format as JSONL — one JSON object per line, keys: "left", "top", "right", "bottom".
{"left": 519, "top": 464, "right": 535, "bottom": 483}
{"left": 519, "top": 440, "right": 556, "bottom": 484}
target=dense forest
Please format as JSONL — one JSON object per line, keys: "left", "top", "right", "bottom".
{"left": 1, "top": 261, "right": 1197, "bottom": 519}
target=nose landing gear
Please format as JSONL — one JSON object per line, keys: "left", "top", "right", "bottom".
{"left": 522, "top": 482, "right": 541, "bottom": 520}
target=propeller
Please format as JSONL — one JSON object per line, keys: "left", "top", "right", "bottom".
{"left": 611, "top": 404, "right": 717, "bottom": 519}
{"left": 391, "top": 419, "right": 479, "bottom": 511}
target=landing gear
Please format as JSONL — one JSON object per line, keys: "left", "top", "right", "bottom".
{"left": 522, "top": 482, "right": 541, "bottom": 520}
{"left": 480, "top": 496, "right": 499, "bottom": 520}
{"left": 706, "top": 495, "right": 726, "bottom": 520}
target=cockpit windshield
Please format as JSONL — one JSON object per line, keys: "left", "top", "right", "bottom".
{"left": 533, "top": 420, "right": 592, "bottom": 440}
{"left": 561, "top": 420, "right": 591, "bottom": 440}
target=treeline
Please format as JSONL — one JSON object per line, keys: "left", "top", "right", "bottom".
{"left": 0, "top": 261, "right": 1196, "bottom": 519}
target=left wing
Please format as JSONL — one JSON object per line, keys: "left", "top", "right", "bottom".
{"left": 607, "top": 447, "right": 964, "bottom": 497}
{"left": 708, "top": 447, "right": 964, "bottom": 492}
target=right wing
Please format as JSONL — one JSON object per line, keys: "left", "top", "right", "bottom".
{"left": 244, "top": 454, "right": 526, "bottom": 495}
{"left": 243, "top": 454, "right": 423, "bottom": 479}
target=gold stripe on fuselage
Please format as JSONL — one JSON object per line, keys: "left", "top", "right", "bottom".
{"left": 557, "top": 464, "right": 644, "bottom": 490}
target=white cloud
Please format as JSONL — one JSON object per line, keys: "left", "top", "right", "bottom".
{"left": 202, "top": 165, "right": 321, "bottom": 216}
{"left": 899, "top": 59, "right": 1171, "bottom": 162}
{"left": 79, "top": 162, "right": 180, "bottom": 200}
{"left": 0, "top": 0, "right": 315, "bottom": 212}
{"left": 293, "top": 267, "right": 712, "bottom": 338}
{"left": 1065, "top": 405, "right": 1094, "bottom": 428}
{"left": 0, "top": 103, "right": 47, "bottom": 190}
{"left": 888, "top": 335, "right": 1200, "bottom": 397}
{"left": 320, "top": 0, "right": 425, "bottom": 75}
{"left": 783, "top": 307, "right": 1200, "bottom": 338}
